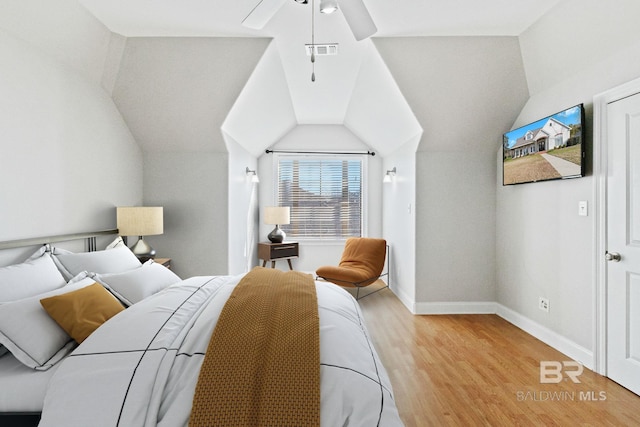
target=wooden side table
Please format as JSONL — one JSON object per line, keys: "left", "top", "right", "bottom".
{"left": 154, "top": 257, "right": 172, "bottom": 269}
{"left": 258, "top": 242, "right": 298, "bottom": 270}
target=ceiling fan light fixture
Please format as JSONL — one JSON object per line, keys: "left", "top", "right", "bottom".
{"left": 294, "top": 0, "right": 308, "bottom": 3}
{"left": 320, "top": 0, "right": 338, "bottom": 14}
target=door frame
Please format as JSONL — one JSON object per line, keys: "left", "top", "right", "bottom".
{"left": 593, "top": 76, "right": 640, "bottom": 375}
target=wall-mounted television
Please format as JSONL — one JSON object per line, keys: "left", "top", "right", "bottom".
{"left": 502, "top": 104, "right": 585, "bottom": 185}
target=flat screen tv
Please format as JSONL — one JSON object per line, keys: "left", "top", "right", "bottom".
{"left": 502, "top": 104, "right": 585, "bottom": 185}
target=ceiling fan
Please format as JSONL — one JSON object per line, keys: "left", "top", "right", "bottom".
{"left": 242, "top": 0, "right": 377, "bottom": 41}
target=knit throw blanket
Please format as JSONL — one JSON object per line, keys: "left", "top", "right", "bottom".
{"left": 189, "top": 267, "right": 320, "bottom": 427}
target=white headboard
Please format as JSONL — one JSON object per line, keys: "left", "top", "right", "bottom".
{"left": 0, "top": 229, "right": 118, "bottom": 267}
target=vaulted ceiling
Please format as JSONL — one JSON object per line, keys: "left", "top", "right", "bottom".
{"left": 80, "top": 0, "right": 561, "bottom": 155}
{"left": 79, "top": 0, "right": 562, "bottom": 38}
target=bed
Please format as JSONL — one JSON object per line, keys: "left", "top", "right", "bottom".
{"left": 0, "top": 230, "right": 403, "bottom": 427}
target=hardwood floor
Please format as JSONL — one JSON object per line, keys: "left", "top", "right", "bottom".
{"left": 356, "top": 284, "right": 640, "bottom": 426}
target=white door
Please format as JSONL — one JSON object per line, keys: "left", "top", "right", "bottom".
{"left": 607, "top": 92, "right": 640, "bottom": 395}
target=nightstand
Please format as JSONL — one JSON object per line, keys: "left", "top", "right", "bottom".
{"left": 154, "top": 257, "right": 172, "bottom": 269}
{"left": 258, "top": 242, "right": 298, "bottom": 270}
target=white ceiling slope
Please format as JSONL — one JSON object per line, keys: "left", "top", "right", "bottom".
{"left": 222, "top": 41, "right": 297, "bottom": 157}
{"left": 223, "top": 36, "right": 421, "bottom": 156}
{"left": 344, "top": 41, "right": 422, "bottom": 157}
{"left": 80, "top": 0, "right": 561, "bottom": 154}
{"left": 267, "top": 4, "right": 368, "bottom": 125}
{"left": 112, "top": 37, "right": 270, "bottom": 153}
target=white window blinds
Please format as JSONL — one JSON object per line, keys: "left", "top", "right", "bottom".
{"left": 277, "top": 156, "right": 363, "bottom": 240}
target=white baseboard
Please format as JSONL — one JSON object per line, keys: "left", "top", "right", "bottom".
{"left": 413, "top": 301, "right": 498, "bottom": 315}
{"left": 393, "top": 296, "right": 594, "bottom": 369}
{"left": 496, "top": 304, "right": 594, "bottom": 370}
{"left": 391, "top": 286, "right": 416, "bottom": 313}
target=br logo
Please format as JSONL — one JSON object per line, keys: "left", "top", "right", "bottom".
{"left": 540, "top": 361, "right": 583, "bottom": 384}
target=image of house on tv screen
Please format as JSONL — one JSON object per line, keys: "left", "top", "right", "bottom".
{"left": 503, "top": 104, "right": 584, "bottom": 185}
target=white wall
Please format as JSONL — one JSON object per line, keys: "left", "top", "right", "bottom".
{"left": 258, "top": 125, "right": 382, "bottom": 272}
{"left": 497, "top": 0, "right": 640, "bottom": 362}
{"left": 101, "top": 33, "right": 127, "bottom": 96}
{"left": 111, "top": 37, "right": 270, "bottom": 277}
{"left": 0, "top": 7, "right": 142, "bottom": 245}
{"left": 0, "top": 0, "right": 114, "bottom": 89}
{"left": 374, "top": 37, "right": 529, "bottom": 311}
{"left": 143, "top": 151, "right": 228, "bottom": 279}
{"left": 416, "top": 150, "right": 498, "bottom": 306}
{"left": 520, "top": 0, "right": 640, "bottom": 97}
{"left": 383, "top": 138, "right": 418, "bottom": 306}
{"left": 226, "top": 135, "right": 259, "bottom": 275}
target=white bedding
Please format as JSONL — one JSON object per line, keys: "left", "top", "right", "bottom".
{"left": 0, "top": 354, "right": 60, "bottom": 412}
{"left": 39, "top": 274, "right": 403, "bottom": 426}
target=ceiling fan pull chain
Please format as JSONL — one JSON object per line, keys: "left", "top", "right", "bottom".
{"left": 310, "top": 0, "right": 316, "bottom": 82}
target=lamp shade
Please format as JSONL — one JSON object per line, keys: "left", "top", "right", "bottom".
{"left": 264, "top": 206, "right": 290, "bottom": 225}
{"left": 117, "top": 207, "right": 164, "bottom": 236}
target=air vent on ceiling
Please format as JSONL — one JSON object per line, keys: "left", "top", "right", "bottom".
{"left": 305, "top": 43, "right": 339, "bottom": 56}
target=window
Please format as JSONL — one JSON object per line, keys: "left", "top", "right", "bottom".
{"left": 555, "top": 135, "right": 564, "bottom": 147}
{"left": 276, "top": 155, "right": 364, "bottom": 240}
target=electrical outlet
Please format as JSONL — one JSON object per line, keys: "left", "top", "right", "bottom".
{"left": 539, "top": 297, "right": 550, "bottom": 312}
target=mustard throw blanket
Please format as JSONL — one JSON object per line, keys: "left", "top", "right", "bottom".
{"left": 189, "top": 267, "right": 320, "bottom": 427}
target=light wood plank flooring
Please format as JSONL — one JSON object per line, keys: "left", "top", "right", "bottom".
{"left": 355, "top": 284, "right": 640, "bottom": 426}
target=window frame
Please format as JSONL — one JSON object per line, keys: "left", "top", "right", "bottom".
{"left": 272, "top": 153, "right": 369, "bottom": 243}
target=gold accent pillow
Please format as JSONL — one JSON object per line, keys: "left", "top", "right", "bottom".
{"left": 40, "top": 283, "right": 124, "bottom": 343}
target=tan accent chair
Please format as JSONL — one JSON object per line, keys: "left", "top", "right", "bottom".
{"left": 315, "top": 237, "right": 389, "bottom": 300}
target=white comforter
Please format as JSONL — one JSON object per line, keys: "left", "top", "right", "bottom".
{"left": 38, "top": 275, "right": 403, "bottom": 427}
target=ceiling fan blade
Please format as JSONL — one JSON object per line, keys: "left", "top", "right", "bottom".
{"left": 242, "top": 0, "right": 288, "bottom": 29}
{"left": 339, "top": 0, "right": 377, "bottom": 41}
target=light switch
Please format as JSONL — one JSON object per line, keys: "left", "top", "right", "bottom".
{"left": 578, "top": 201, "right": 588, "bottom": 216}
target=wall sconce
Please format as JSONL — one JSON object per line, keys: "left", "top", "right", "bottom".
{"left": 246, "top": 167, "right": 259, "bottom": 183}
{"left": 383, "top": 167, "right": 397, "bottom": 183}
{"left": 320, "top": 0, "right": 338, "bottom": 14}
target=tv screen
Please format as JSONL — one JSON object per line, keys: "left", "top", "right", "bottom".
{"left": 502, "top": 104, "right": 585, "bottom": 185}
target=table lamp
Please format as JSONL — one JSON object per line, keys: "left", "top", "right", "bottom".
{"left": 116, "top": 206, "right": 163, "bottom": 260}
{"left": 264, "top": 206, "right": 290, "bottom": 243}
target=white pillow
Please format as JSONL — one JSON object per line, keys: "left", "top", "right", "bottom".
{"left": 105, "top": 236, "right": 126, "bottom": 249}
{"left": 51, "top": 245, "right": 142, "bottom": 281}
{"left": 92, "top": 260, "right": 181, "bottom": 306}
{"left": 0, "top": 277, "right": 96, "bottom": 370}
{"left": 0, "top": 247, "right": 66, "bottom": 302}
